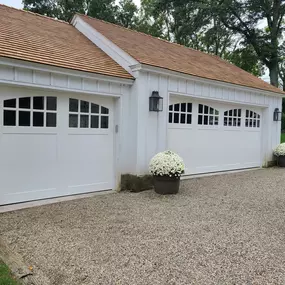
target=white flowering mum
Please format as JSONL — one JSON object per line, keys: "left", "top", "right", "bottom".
{"left": 149, "top": 150, "right": 185, "bottom": 177}
{"left": 273, "top": 143, "right": 285, "bottom": 157}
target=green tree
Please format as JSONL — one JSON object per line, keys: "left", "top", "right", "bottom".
{"left": 210, "top": 0, "right": 285, "bottom": 87}
{"left": 226, "top": 44, "right": 264, "bottom": 77}
{"left": 116, "top": 0, "right": 138, "bottom": 29}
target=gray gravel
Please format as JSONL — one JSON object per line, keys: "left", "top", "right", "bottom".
{"left": 1, "top": 168, "right": 285, "bottom": 285}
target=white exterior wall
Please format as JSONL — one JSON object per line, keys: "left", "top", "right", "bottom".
{"left": 132, "top": 70, "right": 282, "bottom": 175}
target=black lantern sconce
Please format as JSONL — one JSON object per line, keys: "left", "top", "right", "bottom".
{"left": 273, "top": 108, "right": 282, "bottom": 121}
{"left": 149, "top": 91, "right": 163, "bottom": 112}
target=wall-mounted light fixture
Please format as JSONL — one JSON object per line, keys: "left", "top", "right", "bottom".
{"left": 273, "top": 108, "right": 282, "bottom": 121}
{"left": 149, "top": 91, "right": 163, "bottom": 112}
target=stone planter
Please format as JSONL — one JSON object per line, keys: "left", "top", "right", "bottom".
{"left": 153, "top": 176, "right": 180, "bottom": 195}
{"left": 277, "top": 155, "right": 285, "bottom": 167}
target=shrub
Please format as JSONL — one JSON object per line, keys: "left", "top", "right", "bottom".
{"left": 121, "top": 174, "right": 153, "bottom": 192}
{"left": 149, "top": 150, "right": 185, "bottom": 177}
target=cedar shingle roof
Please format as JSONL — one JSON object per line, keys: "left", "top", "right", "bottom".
{"left": 0, "top": 5, "right": 133, "bottom": 80}
{"left": 80, "top": 15, "right": 283, "bottom": 94}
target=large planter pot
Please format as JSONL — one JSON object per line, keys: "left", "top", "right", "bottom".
{"left": 153, "top": 176, "right": 180, "bottom": 195}
{"left": 277, "top": 155, "right": 285, "bottom": 167}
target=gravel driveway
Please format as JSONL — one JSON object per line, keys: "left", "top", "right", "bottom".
{"left": 1, "top": 168, "right": 285, "bottom": 285}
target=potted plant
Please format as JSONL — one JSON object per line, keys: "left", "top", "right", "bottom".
{"left": 149, "top": 150, "right": 185, "bottom": 194}
{"left": 273, "top": 143, "right": 285, "bottom": 167}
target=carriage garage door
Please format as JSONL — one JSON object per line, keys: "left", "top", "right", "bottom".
{"left": 0, "top": 87, "right": 115, "bottom": 205}
{"left": 168, "top": 96, "right": 262, "bottom": 175}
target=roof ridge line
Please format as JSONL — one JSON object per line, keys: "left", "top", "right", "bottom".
{"left": 0, "top": 4, "right": 69, "bottom": 25}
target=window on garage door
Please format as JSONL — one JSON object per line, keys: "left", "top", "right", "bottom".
{"left": 69, "top": 98, "right": 109, "bottom": 129}
{"left": 224, "top": 109, "right": 242, "bottom": 127}
{"left": 198, "top": 104, "right": 219, "bottom": 126}
{"left": 3, "top": 96, "right": 57, "bottom": 127}
{"left": 245, "top": 110, "right": 261, "bottom": 128}
{"left": 168, "top": 103, "right": 192, "bottom": 124}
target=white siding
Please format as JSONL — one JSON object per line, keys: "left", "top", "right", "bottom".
{"left": 0, "top": 65, "right": 125, "bottom": 96}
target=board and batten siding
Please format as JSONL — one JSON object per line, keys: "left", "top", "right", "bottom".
{"left": 133, "top": 70, "right": 282, "bottom": 174}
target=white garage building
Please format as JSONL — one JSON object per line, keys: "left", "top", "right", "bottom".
{"left": 0, "top": 5, "right": 283, "bottom": 205}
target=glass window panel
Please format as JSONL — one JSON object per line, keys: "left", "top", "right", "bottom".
{"left": 91, "top": 115, "right": 99, "bottom": 128}
{"left": 257, "top": 120, "right": 260, "bottom": 128}
{"left": 237, "top": 118, "right": 241, "bottom": 126}
{"left": 174, "top": 113, "right": 179, "bottom": 123}
{"left": 168, "top": 113, "right": 173, "bottom": 123}
{"left": 4, "top": 110, "right": 16, "bottom": 126}
{"left": 33, "top": 97, "right": 44, "bottom": 110}
{"left": 80, "top": 115, "right": 89, "bottom": 128}
{"left": 187, "top": 103, "right": 192, "bottom": 113}
{"left": 187, "top": 114, "right": 192, "bottom": 124}
{"left": 250, "top": 111, "right": 253, "bottom": 118}
{"left": 229, "top": 110, "right": 233, "bottom": 116}
{"left": 233, "top": 118, "right": 237, "bottom": 126}
{"left": 198, "top": 115, "right": 203, "bottom": 124}
{"left": 249, "top": 119, "right": 253, "bottom": 127}
{"left": 19, "top": 111, "right": 30, "bottom": 126}
{"left": 91, "top": 103, "right": 99, "bottom": 114}
{"left": 204, "top": 115, "right": 208, "bottom": 125}
{"left": 69, "top": 114, "right": 78, "bottom": 128}
{"left": 69, "top": 99, "right": 78, "bottom": 112}
{"left": 101, "top": 116, "right": 109, "bottom": 129}
{"left": 257, "top": 114, "right": 260, "bottom": 119}
{"left": 245, "top": 118, "right": 249, "bottom": 127}
{"left": 101, "top": 106, "right": 109, "bottom": 114}
{"left": 47, "top": 97, "right": 57, "bottom": 111}
{"left": 181, "top": 103, "right": 186, "bottom": 112}
{"left": 228, "top": 117, "right": 232, "bottom": 126}
{"left": 238, "top": 109, "right": 241, "bottom": 117}
{"left": 180, "top": 113, "right": 186, "bottom": 124}
{"left": 215, "top": 110, "right": 219, "bottom": 115}
{"left": 4, "top": 98, "right": 16, "bottom": 108}
{"left": 80, "top": 100, "right": 89, "bottom": 113}
{"left": 246, "top": 110, "right": 249, "bottom": 117}
{"left": 33, "top": 112, "right": 44, "bottom": 127}
{"left": 214, "top": 117, "right": 219, "bottom": 125}
{"left": 204, "top": 105, "right": 209, "bottom": 114}
{"left": 46, "top": 113, "right": 56, "bottom": 127}
{"left": 198, "top": 104, "right": 203, "bottom": 114}
{"left": 224, "top": 111, "right": 228, "bottom": 117}
{"left": 19, "top": 97, "right": 30, "bottom": 109}
{"left": 224, "top": 117, "right": 228, "bottom": 126}
{"left": 209, "top": 116, "right": 214, "bottom": 125}
{"left": 169, "top": 105, "right": 173, "bottom": 111}
{"left": 210, "top": 108, "right": 214, "bottom": 115}
{"left": 174, "top": 104, "right": 180, "bottom": 111}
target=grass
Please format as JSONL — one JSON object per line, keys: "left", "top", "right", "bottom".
{"left": 0, "top": 261, "right": 19, "bottom": 285}
{"left": 281, "top": 133, "right": 285, "bottom": 143}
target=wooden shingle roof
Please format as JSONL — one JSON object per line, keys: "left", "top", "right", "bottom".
{"left": 0, "top": 5, "right": 133, "bottom": 80}
{"left": 80, "top": 15, "right": 283, "bottom": 94}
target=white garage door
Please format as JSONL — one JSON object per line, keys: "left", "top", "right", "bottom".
{"left": 0, "top": 88, "right": 115, "bottom": 205}
{"left": 168, "top": 97, "right": 262, "bottom": 175}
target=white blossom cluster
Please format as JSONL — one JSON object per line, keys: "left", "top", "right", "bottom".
{"left": 273, "top": 143, "right": 285, "bottom": 157}
{"left": 149, "top": 150, "right": 185, "bottom": 177}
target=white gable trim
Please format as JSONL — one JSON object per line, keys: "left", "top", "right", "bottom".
{"left": 131, "top": 63, "right": 284, "bottom": 98}
{"left": 71, "top": 15, "right": 139, "bottom": 77}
